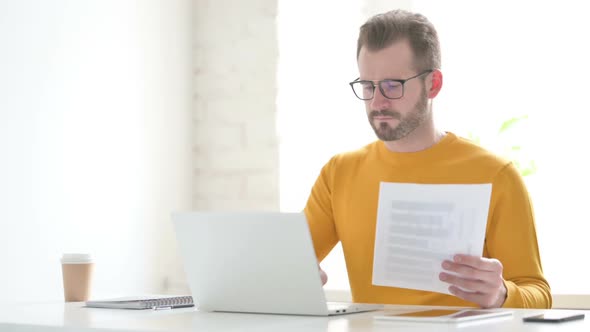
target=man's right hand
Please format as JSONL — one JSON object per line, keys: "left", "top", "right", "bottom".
{"left": 319, "top": 265, "right": 328, "bottom": 285}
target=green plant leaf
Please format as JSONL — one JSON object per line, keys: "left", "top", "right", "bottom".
{"left": 469, "top": 115, "right": 536, "bottom": 177}
{"left": 467, "top": 132, "right": 481, "bottom": 145}
{"left": 498, "top": 115, "right": 528, "bottom": 134}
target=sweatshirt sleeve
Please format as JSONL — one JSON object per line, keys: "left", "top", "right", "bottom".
{"left": 486, "top": 162, "right": 552, "bottom": 308}
{"left": 303, "top": 157, "right": 339, "bottom": 262}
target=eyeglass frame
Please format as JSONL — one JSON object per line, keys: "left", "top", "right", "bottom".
{"left": 349, "top": 69, "right": 434, "bottom": 100}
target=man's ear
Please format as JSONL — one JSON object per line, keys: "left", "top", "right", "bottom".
{"left": 428, "top": 69, "right": 443, "bottom": 98}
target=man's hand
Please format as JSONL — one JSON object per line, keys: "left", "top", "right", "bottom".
{"left": 439, "top": 254, "right": 507, "bottom": 308}
{"left": 319, "top": 265, "right": 328, "bottom": 285}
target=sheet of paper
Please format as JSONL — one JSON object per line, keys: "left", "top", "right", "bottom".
{"left": 372, "top": 182, "right": 492, "bottom": 295}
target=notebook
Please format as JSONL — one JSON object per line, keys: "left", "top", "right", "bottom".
{"left": 172, "top": 211, "right": 383, "bottom": 316}
{"left": 85, "top": 295, "right": 194, "bottom": 310}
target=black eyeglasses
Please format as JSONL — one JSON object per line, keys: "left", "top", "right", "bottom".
{"left": 349, "top": 69, "right": 433, "bottom": 100}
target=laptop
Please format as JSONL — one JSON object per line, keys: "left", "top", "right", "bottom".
{"left": 172, "top": 211, "right": 383, "bottom": 316}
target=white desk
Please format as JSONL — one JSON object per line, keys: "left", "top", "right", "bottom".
{"left": 0, "top": 302, "right": 587, "bottom": 332}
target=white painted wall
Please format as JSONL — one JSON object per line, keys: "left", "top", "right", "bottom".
{"left": 192, "top": 0, "right": 279, "bottom": 212}
{"left": 0, "top": 0, "right": 281, "bottom": 301}
{"left": 0, "top": 0, "right": 192, "bottom": 302}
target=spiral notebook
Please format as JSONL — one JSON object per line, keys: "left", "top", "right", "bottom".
{"left": 85, "top": 295, "right": 194, "bottom": 310}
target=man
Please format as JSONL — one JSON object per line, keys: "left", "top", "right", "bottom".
{"left": 304, "top": 9, "right": 551, "bottom": 309}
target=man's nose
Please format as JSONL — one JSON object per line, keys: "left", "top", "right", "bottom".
{"left": 369, "top": 86, "right": 391, "bottom": 110}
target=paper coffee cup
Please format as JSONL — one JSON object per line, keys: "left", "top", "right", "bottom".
{"left": 61, "top": 253, "right": 94, "bottom": 302}
{"left": 61, "top": 253, "right": 93, "bottom": 265}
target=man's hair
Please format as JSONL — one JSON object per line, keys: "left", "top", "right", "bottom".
{"left": 356, "top": 10, "right": 441, "bottom": 71}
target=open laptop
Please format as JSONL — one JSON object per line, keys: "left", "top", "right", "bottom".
{"left": 172, "top": 211, "right": 383, "bottom": 316}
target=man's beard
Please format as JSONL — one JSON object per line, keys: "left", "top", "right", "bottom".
{"left": 368, "top": 89, "right": 429, "bottom": 141}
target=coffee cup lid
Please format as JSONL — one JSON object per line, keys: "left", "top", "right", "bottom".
{"left": 61, "top": 253, "right": 93, "bottom": 264}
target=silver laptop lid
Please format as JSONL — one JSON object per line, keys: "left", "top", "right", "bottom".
{"left": 173, "top": 211, "right": 331, "bottom": 316}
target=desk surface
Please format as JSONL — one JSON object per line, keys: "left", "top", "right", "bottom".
{"left": 0, "top": 302, "right": 587, "bottom": 332}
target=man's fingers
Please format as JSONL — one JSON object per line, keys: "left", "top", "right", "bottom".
{"left": 453, "top": 255, "right": 503, "bottom": 273}
{"left": 439, "top": 272, "right": 489, "bottom": 293}
{"left": 319, "top": 266, "right": 328, "bottom": 285}
{"left": 442, "top": 261, "right": 478, "bottom": 279}
{"left": 441, "top": 255, "right": 507, "bottom": 308}
{"left": 441, "top": 260, "right": 503, "bottom": 286}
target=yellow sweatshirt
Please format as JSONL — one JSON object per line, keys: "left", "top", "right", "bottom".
{"left": 304, "top": 132, "right": 551, "bottom": 308}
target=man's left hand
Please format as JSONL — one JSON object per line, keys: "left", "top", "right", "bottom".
{"left": 439, "top": 254, "right": 507, "bottom": 308}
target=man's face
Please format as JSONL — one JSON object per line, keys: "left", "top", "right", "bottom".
{"left": 357, "top": 40, "right": 430, "bottom": 141}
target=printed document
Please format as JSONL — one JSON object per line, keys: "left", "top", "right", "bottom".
{"left": 372, "top": 182, "right": 492, "bottom": 295}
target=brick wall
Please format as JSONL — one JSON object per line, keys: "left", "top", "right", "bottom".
{"left": 192, "top": 0, "right": 279, "bottom": 211}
